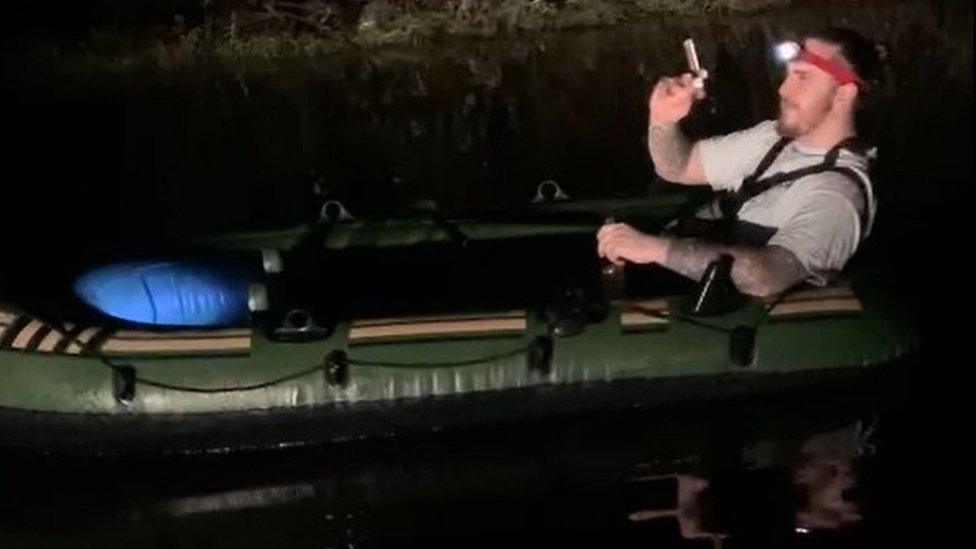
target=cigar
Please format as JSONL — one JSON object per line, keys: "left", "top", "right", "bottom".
{"left": 682, "top": 38, "right": 708, "bottom": 99}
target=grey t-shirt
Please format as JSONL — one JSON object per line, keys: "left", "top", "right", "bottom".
{"left": 694, "top": 120, "right": 876, "bottom": 285}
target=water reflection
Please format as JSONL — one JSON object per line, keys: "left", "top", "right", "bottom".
{"left": 792, "top": 425, "right": 869, "bottom": 533}
{"left": 0, "top": 384, "right": 891, "bottom": 548}
{"left": 626, "top": 419, "right": 874, "bottom": 546}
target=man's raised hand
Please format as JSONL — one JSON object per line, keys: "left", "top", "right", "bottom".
{"left": 648, "top": 73, "right": 698, "bottom": 128}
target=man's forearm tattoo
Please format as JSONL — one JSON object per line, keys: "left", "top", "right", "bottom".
{"left": 663, "top": 238, "right": 723, "bottom": 282}
{"left": 664, "top": 239, "right": 809, "bottom": 297}
{"left": 648, "top": 123, "right": 692, "bottom": 180}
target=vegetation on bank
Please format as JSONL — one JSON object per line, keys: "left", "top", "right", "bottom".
{"left": 30, "top": 0, "right": 793, "bottom": 73}
{"left": 219, "top": 0, "right": 791, "bottom": 49}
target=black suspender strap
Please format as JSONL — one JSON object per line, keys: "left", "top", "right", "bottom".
{"left": 720, "top": 136, "right": 870, "bottom": 222}
{"left": 826, "top": 136, "right": 870, "bottom": 162}
{"left": 746, "top": 137, "right": 792, "bottom": 183}
{"left": 719, "top": 137, "right": 793, "bottom": 218}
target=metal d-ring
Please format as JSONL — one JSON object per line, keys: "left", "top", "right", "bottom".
{"left": 283, "top": 309, "right": 315, "bottom": 331}
{"left": 532, "top": 180, "right": 570, "bottom": 204}
{"left": 319, "top": 200, "right": 354, "bottom": 223}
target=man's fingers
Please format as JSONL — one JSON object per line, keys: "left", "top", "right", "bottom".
{"left": 600, "top": 234, "right": 629, "bottom": 266}
{"left": 659, "top": 75, "right": 695, "bottom": 94}
{"left": 659, "top": 78, "right": 672, "bottom": 96}
{"left": 596, "top": 232, "right": 611, "bottom": 257}
{"left": 600, "top": 225, "right": 634, "bottom": 247}
{"left": 597, "top": 222, "right": 626, "bottom": 239}
{"left": 655, "top": 76, "right": 678, "bottom": 97}
{"left": 649, "top": 85, "right": 666, "bottom": 107}
{"left": 607, "top": 245, "right": 626, "bottom": 266}
{"left": 664, "top": 78, "right": 678, "bottom": 97}
{"left": 597, "top": 222, "right": 620, "bottom": 239}
{"left": 667, "top": 76, "right": 695, "bottom": 98}
{"left": 597, "top": 232, "right": 614, "bottom": 261}
{"left": 597, "top": 223, "right": 639, "bottom": 265}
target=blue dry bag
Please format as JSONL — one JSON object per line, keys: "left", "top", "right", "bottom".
{"left": 73, "top": 261, "right": 252, "bottom": 327}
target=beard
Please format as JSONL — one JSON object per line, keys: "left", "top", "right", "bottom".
{"left": 776, "top": 117, "right": 800, "bottom": 138}
{"left": 776, "top": 101, "right": 804, "bottom": 137}
{"left": 776, "top": 98, "right": 833, "bottom": 138}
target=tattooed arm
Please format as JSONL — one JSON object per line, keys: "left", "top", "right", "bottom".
{"left": 646, "top": 73, "right": 708, "bottom": 185}
{"left": 664, "top": 239, "right": 808, "bottom": 297}
{"left": 648, "top": 123, "right": 707, "bottom": 185}
{"left": 596, "top": 224, "right": 808, "bottom": 297}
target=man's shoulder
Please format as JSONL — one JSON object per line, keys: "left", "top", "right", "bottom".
{"left": 697, "top": 119, "right": 784, "bottom": 191}
{"left": 835, "top": 148, "right": 873, "bottom": 174}
{"left": 746, "top": 119, "right": 779, "bottom": 136}
{"left": 700, "top": 119, "right": 783, "bottom": 160}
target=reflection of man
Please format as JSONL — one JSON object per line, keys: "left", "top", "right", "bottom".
{"left": 627, "top": 474, "right": 728, "bottom": 546}
{"left": 793, "top": 458, "right": 863, "bottom": 531}
{"left": 627, "top": 463, "right": 863, "bottom": 543}
{"left": 597, "top": 28, "right": 881, "bottom": 296}
{"left": 627, "top": 420, "right": 870, "bottom": 543}
{"left": 792, "top": 420, "right": 870, "bottom": 532}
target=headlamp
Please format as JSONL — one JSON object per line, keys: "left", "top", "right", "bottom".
{"left": 775, "top": 41, "right": 802, "bottom": 63}
{"left": 773, "top": 40, "right": 871, "bottom": 92}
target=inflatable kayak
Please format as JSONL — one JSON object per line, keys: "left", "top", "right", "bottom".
{"left": 0, "top": 190, "right": 917, "bottom": 455}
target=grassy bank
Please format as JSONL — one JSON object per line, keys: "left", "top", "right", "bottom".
{"left": 16, "top": 0, "right": 798, "bottom": 74}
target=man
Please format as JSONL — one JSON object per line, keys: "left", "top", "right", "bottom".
{"left": 597, "top": 28, "right": 881, "bottom": 297}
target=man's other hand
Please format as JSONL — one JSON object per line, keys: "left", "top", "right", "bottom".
{"left": 648, "top": 73, "right": 697, "bottom": 127}
{"left": 596, "top": 223, "right": 669, "bottom": 266}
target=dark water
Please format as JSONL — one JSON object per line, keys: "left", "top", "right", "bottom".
{"left": 0, "top": 374, "right": 911, "bottom": 547}
{"left": 1, "top": 0, "right": 973, "bottom": 546}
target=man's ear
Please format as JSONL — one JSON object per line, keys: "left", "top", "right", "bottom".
{"left": 835, "top": 83, "right": 858, "bottom": 105}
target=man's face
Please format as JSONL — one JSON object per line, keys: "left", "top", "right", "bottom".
{"left": 776, "top": 38, "right": 844, "bottom": 138}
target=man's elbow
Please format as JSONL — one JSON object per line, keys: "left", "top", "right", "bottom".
{"left": 731, "top": 264, "right": 790, "bottom": 298}
{"left": 654, "top": 166, "right": 689, "bottom": 185}
{"left": 736, "top": 279, "right": 783, "bottom": 298}
{"left": 653, "top": 164, "right": 677, "bottom": 182}
{"left": 653, "top": 159, "right": 706, "bottom": 186}
{"left": 730, "top": 246, "right": 809, "bottom": 298}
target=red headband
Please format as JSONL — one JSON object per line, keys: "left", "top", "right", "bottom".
{"left": 797, "top": 49, "right": 871, "bottom": 92}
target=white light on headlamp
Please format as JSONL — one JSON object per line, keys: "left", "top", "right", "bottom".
{"left": 774, "top": 41, "right": 801, "bottom": 63}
